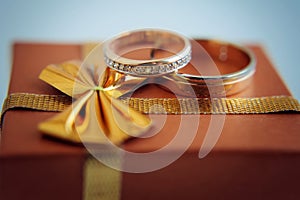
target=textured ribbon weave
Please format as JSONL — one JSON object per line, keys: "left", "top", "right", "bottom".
{"left": 2, "top": 93, "right": 299, "bottom": 118}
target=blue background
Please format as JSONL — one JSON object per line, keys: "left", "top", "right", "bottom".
{"left": 1, "top": 0, "right": 299, "bottom": 104}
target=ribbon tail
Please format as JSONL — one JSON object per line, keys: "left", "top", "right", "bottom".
{"left": 38, "top": 90, "right": 95, "bottom": 143}
{"left": 99, "top": 91, "right": 152, "bottom": 144}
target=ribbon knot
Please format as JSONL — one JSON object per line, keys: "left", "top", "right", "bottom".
{"left": 93, "top": 86, "right": 103, "bottom": 91}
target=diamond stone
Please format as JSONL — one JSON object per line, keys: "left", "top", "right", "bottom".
{"left": 122, "top": 65, "right": 128, "bottom": 71}
{"left": 108, "top": 60, "right": 114, "bottom": 67}
{"left": 152, "top": 66, "right": 159, "bottom": 73}
{"left": 113, "top": 63, "right": 119, "bottom": 68}
{"left": 133, "top": 66, "right": 144, "bottom": 74}
{"left": 119, "top": 64, "right": 124, "bottom": 70}
{"left": 144, "top": 66, "right": 153, "bottom": 74}
{"left": 159, "top": 65, "right": 167, "bottom": 72}
{"left": 165, "top": 64, "right": 172, "bottom": 71}
{"left": 126, "top": 65, "right": 132, "bottom": 71}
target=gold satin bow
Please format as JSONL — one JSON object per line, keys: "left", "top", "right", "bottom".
{"left": 38, "top": 62, "right": 151, "bottom": 145}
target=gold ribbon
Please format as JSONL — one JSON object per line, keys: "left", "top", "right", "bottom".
{"left": 2, "top": 93, "right": 300, "bottom": 116}
{"left": 83, "top": 155, "right": 121, "bottom": 200}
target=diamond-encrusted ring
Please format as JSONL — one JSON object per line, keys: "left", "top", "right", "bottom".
{"left": 103, "top": 29, "right": 191, "bottom": 76}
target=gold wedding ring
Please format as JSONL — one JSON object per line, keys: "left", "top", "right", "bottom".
{"left": 166, "top": 39, "right": 256, "bottom": 96}
{"left": 103, "top": 29, "right": 192, "bottom": 76}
